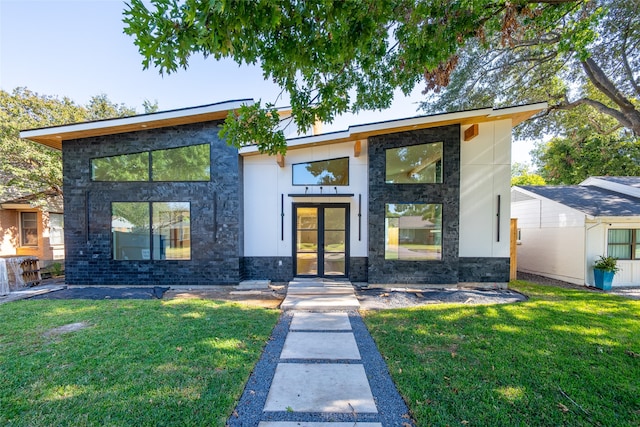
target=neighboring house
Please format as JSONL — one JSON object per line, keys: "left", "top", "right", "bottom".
{"left": 20, "top": 100, "right": 545, "bottom": 286}
{"left": 0, "top": 191, "right": 65, "bottom": 266}
{"left": 512, "top": 177, "right": 640, "bottom": 287}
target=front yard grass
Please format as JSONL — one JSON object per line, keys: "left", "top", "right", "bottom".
{"left": 0, "top": 298, "right": 279, "bottom": 426}
{"left": 363, "top": 281, "right": 640, "bottom": 426}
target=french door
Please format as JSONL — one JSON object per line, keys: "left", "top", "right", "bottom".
{"left": 294, "top": 204, "right": 349, "bottom": 278}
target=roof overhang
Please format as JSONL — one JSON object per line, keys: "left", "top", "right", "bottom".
{"left": 0, "top": 203, "right": 36, "bottom": 210}
{"left": 19, "top": 99, "right": 255, "bottom": 150}
{"left": 239, "top": 102, "right": 547, "bottom": 155}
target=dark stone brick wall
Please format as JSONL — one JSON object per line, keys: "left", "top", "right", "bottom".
{"left": 242, "top": 256, "right": 367, "bottom": 282}
{"left": 63, "top": 122, "right": 243, "bottom": 286}
{"left": 368, "top": 125, "right": 461, "bottom": 284}
{"left": 348, "top": 257, "right": 368, "bottom": 282}
{"left": 242, "top": 257, "right": 294, "bottom": 282}
{"left": 459, "top": 257, "right": 510, "bottom": 282}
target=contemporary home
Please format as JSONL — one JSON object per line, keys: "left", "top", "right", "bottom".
{"left": 20, "top": 100, "right": 545, "bottom": 286}
{"left": 512, "top": 177, "right": 640, "bottom": 287}
{"left": 0, "top": 190, "right": 64, "bottom": 267}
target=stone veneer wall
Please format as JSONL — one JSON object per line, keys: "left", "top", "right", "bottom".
{"left": 459, "top": 257, "right": 510, "bottom": 282}
{"left": 63, "top": 122, "right": 243, "bottom": 286}
{"left": 368, "top": 125, "right": 461, "bottom": 284}
{"left": 242, "top": 256, "right": 368, "bottom": 282}
{"left": 242, "top": 257, "right": 294, "bottom": 282}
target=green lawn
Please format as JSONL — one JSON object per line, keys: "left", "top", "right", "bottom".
{"left": 363, "top": 281, "right": 640, "bottom": 426}
{"left": 0, "top": 298, "right": 279, "bottom": 427}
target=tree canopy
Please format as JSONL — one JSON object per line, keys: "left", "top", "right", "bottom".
{"left": 421, "top": 0, "right": 639, "bottom": 140}
{"left": 123, "top": 0, "right": 594, "bottom": 154}
{"left": 531, "top": 130, "right": 640, "bottom": 184}
{"left": 0, "top": 88, "right": 157, "bottom": 200}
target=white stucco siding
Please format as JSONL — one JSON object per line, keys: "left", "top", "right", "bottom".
{"left": 459, "top": 120, "right": 511, "bottom": 257}
{"left": 243, "top": 140, "right": 368, "bottom": 257}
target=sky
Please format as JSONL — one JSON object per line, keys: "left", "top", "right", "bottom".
{"left": 0, "top": 0, "right": 534, "bottom": 163}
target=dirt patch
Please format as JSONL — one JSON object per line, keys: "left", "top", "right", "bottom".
{"left": 355, "top": 287, "right": 527, "bottom": 310}
{"left": 43, "top": 322, "right": 90, "bottom": 338}
{"left": 164, "top": 286, "right": 287, "bottom": 309}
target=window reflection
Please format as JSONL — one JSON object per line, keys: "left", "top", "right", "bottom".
{"left": 92, "top": 152, "right": 149, "bottom": 181}
{"left": 386, "top": 142, "right": 442, "bottom": 184}
{"left": 292, "top": 157, "right": 349, "bottom": 186}
{"left": 385, "top": 203, "right": 442, "bottom": 260}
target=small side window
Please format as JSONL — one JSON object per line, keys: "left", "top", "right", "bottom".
{"left": 20, "top": 212, "right": 38, "bottom": 246}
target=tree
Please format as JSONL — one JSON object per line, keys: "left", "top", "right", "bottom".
{"left": 421, "top": 0, "right": 639, "bottom": 140}
{"left": 122, "top": 0, "right": 590, "bottom": 154}
{"left": 0, "top": 88, "right": 155, "bottom": 200}
{"left": 511, "top": 162, "right": 546, "bottom": 186}
{"left": 531, "top": 131, "right": 640, "bottom": 184}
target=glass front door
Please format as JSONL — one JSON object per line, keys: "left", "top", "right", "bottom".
{"left": 294, "top": 204, "right": 348, "bottom": 277}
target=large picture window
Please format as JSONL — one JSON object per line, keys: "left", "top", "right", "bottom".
{"left": 385, "top": 203, "right": 442, "bottom": 260}
{"left": 92, "top": 144, "right": 210, "bottom": 182}
{"left": 385, "top": 142, "right": 443, "bottom": 184}
{"left": 608, "top": 229, "right": 639, "bottom": 260}
{"left": 112, "top": 202, "right": 190, "bottom": 260}
{"left": 292, "top": 157, "right": 349, "bottom": 186}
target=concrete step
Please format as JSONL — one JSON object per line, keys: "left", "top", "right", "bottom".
{"left": 281, "top": 280, "right": 360, "bottom": 311}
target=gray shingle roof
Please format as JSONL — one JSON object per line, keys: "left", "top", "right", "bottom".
{"left": 590, "top": 176, "right": 640, "bottom": 188}
{"left": 517, "top": 185, "right": 640, "bottom": 217}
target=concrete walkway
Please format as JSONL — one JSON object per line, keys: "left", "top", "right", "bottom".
{"left": 228, "top": 280, "right": 414, "bottom": 426}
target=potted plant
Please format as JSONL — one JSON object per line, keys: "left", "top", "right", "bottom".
{"left": 593, "top": 255, "right": 619, "bottom": 291}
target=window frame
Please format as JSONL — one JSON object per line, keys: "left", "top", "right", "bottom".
{"left": 607, "top": 228, "right": 639, "bottom": 260}
{"left": 49, "top": 213, "right": 64, "bottom": 246}
{"left": 20, "top": 211, "right": 39, "bottom": 247}
{"left": 384, "top": 203, "right": 443, "bottom": 261}
{"left": 91, "top": 143, "right": 211, "bottom": 183}
{"left": 111, "top": 201, "right": 191, "bottom": 261}
{"left": 291, "top": 156, "right": 350, "bottom": 186}
{"left": 385, "top": 141, "right": 443, "bottom": 184}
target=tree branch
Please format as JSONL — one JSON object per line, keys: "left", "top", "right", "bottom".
{"left": 620, "top": 26, "right": 640, "bottom": 97}
{"left": 555, "top": 97, "right": 634, "bottom": 130}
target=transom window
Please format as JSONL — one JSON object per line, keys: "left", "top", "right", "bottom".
{"left": 292, "top": 157, "right": 349, "bottom": 186}
{"left": 385, "top": 203, "right": 442, "bottom": 260}
{"left": 112, "top": 202, "right": 191, "bottom": 260}
{"left": 385, "top": 142, "right": 443, "bottom": 184}
{"left": 20, "top": 212, "right": 38, "bottom": 247}
{"left": 92, "top": 144, "right": 210, "bottom": 182}
{"left": 608, "top": 229, "right": 639, "bottom": 260}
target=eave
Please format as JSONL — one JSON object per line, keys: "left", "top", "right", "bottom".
{"left": 19, "top": 99, "right": 255, "bottom": 150}
{"left": 239, "top": 102, "right": 547, "bottom": 156}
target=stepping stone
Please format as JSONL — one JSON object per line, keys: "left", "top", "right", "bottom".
{"left": 264, "top": 363, "right": 377, "bottom": 413}
{"left": 281, "top": 332, "right": 360, "bottom": 360}
{"left": 259, "top": 423, "right": 382, "bottom": 427}
{"left": 290, "top": 312, "right": 352, "bottom": 331}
